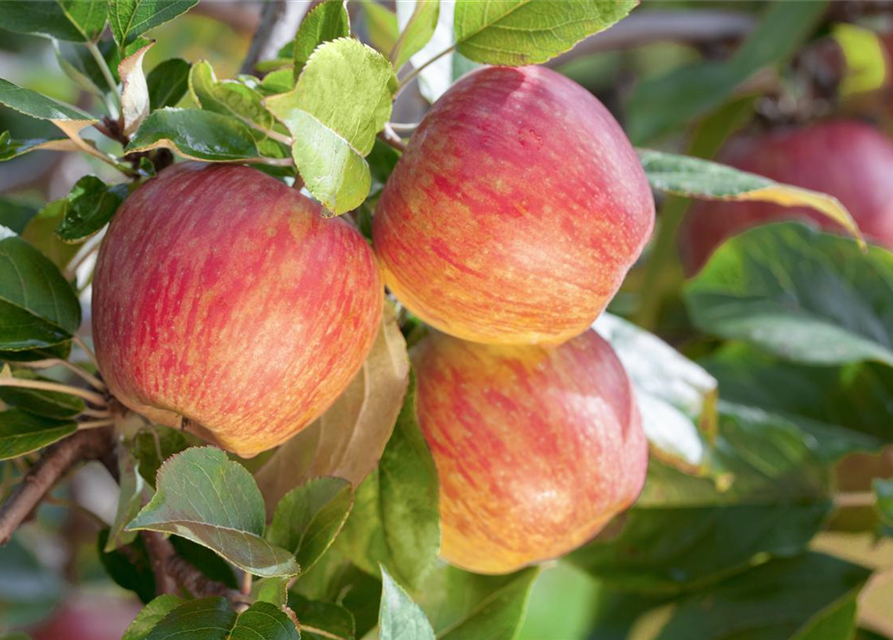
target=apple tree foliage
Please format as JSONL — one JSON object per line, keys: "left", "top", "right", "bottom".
{"left": 0, "top": 1, "right": 892, "bottom": 639}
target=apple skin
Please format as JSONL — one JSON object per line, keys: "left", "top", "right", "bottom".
{"left": 373, "top": 66, "right": 654, "bottom": 345}
{"left": 412, "top": 328, "right": 648, "bottom": 574}
{"left": 93, "top": 163, "right": 383, "bottom": 457}
{"left": 679, "top": 120, "right": 893, "bottom": 274}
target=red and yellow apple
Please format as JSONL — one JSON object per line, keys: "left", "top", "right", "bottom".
{"left": 373, "top": 66, "right": 654, "bottom": 345}
{"left": 679, "top": 120, "right": 893, "bottom": 273}
{"left": 92, "top": 163, "right": 383, "bottom": 457}
{"left": 413, "top": 328, "right": 647, "bottom": 574}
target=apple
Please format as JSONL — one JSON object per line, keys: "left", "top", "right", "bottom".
{"left": 92, "top": 163, "right": 383, "bottom": 457}
{"left": 373, "top": 66, "right": 654, "bottom": 345}
{"left": 679, "top": 120, "right": 893, "bottom": 273}
{"left": 412, "top": 328, "right": 648, "bottom": 574}
{"left": 30, "top": 596, "right": 143, "bottom": 640}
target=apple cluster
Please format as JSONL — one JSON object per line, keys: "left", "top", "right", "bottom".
{"left": 92, "top": 66, "right": 656, "bottom": 575}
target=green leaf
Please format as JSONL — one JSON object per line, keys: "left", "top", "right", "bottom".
{"left": 874, "top": 478, "right": 893, "bottom": 527}
{"left": 392, "top": 1, "right": 439, "bottom": 71}
{"left": 570, "top": 406, "right": 832, "bottom": 593}
{"left": 0, "top": 77, "right": 94, "bottom": 122}
{"left": 146, "top": 58, "right": 190, "bottom": 109}
{"left": 379, "top": 567, "right": 435, "bottom": 640}
{"left": 290, "top": 594, "right": 355, "bottom": 640}
{"left": 267, "top": 477, "right": 353, "bottom": 575}
{"left": 108, "top": 0, "right": 198, "bottom": 46}
{"left": 0, "top": 408, "right": 76, "bottom": 460}
{"left": 126, "top": 107, "right": 260, "bottom": 162}
{"left": 653, "top": 553, "right": 870, "bottom": 640}
{"left": 97, "top": 529, "right": 157, "bottom": 604}
{"left": 266, "top": 37, "right": 396, "bottom": 213}
{"left": 105, "top": 449, "right": 146, "bottom": 552}
{"left": 0, "top": 131, "right": 80, "bottom": 162}
{"left": 626, "top": 1, "right": 827, "bottom": 144}
{"left": 293, "top": 0, "right": 351, "bottom": 77}
{"left": 55, "top": 175, "right": 128, "bottom": 242}
{"left": 0, "top": 0, "right": 106, "bottom": 42}
{"left": 685, "top": 222, "right": 893, "bottom": 367}
{"left": 701, "top": 344, "right": 892, "bottom": 460}
{"left": 230, "top": 601, "right": 301, "bottom": 640}
{"left": 0, "top": 228, "right": 82, "bottom": 351}
{"left": 361, "top": 0, "right": 399, "bottom": 55}
{"left": 132, "top": 425, "right": 195, "bottom": 488}
{"left": 188, "top": 60, "right": 285, "bottom": 157}
{"left": 252, "top": 577, "right": 289, "bottom": 607}
{"left": 594, "top": 312, "right": 717, "bottom": 471}
{"left": 21, "top": 200, "right": 83, "bottom": 270}
{"left": 417, "top": 566, "right": 540, "bottom": 640}
{"left": 0, "top": 370, "right": 85, "bottom": 419}
{"left": 53, "top": 39, "right": 115, "bottom": 97}
{"left": 170, "top": 536, "right": 239, "bottom": 589}
{"left": 126, "top": 447, "right": 300, "bottom": 577}
{"left": 337, "top": 374, "right": 440, "bottom": 590}
{"left": 143, "top": 597, "right": 236, "bottom": 640}
{"left": 255, "top": 303, "right": 410, "bottom": 508}
{"left": 639, "top": 149, "right": 864, "bottom": 248}
{"left": 141, "top": 598, "right": 299, "bottom": 640}
{"left": 0, "top": 198, "right": 39, "bottom": 234}
{"left": 121, "top": 595, "right": 183, "bottom": 640}
{"left": 258, "top": 69, "right": 295, "bottom": 96}
{"left": 453, "top": 0, "right": 634, "bottom": 65}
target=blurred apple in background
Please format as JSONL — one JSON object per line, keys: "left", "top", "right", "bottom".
{"left": 679, "top": 120, "right": 893, "bottom": 273}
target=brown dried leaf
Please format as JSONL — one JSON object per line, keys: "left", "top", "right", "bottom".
{"left": 255, "top": 302, "right": 410, "bottom": 513}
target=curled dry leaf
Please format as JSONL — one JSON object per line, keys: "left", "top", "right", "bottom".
{"left": 119, "top": 41, "right": 155, "bottom": 136}
{"left": 255, "top": 302, "right": 410, "bottom": 512}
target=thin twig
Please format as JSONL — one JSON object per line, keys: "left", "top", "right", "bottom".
{"left": 15, "top": 359, "right": 106, "bottom": 392}
{"left": 80, "top": 407, "right": 112, "bottom": 419}
{"left": 834, "top": 492, "right": 876, "bottom": 509}
{"left": 237, "top": 116, "right": 294, "bottom": 146}
{"left": 241, "top": 571, "right": 253, "bottom": 596}
{"left": 388, "top": 122, "right": 420, "bottom": 133}
{"left": 73, "top": 336, "right": 100, "bottom": 369}
{"left": 0, "top": 378, "right": 107, "bottom": 407}
{"left": 396, "top": 45, "right": 455, "bottom": 99}
{"left": 77, "top": 418, "right": 116, "bottom": 430}
{"left": 244, "top": 157, "right": 295, "bottom": 167}
{"left": 300, "top": 625, "right": 343, "bottom": 640}
{"left": 0, "top": 428, "right": 114, "bottom": 545}
{"left": 65, "top": 240, "right": 102, "bottom": 283}
{"left": 85, "top": 41, "right": 121, "bottom": 115}
{"left": 379, "top": 124, "right": 406, "bottom": 152}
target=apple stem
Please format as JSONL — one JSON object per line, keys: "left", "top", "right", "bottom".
{"left": 0, "top": 378, "right": 107, "bottom": 407}
{"left": 15, "top": 358, "right": 107, "bottom": 392}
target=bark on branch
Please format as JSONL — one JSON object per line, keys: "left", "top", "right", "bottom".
{"left": 239, "top": 0, "right": 312, "bottom": 76}
{"left": 0, "top": 428, "right": 115, "bottom": 545}
{"left": 142, "top": 530, "right": 245, "bottom": 603}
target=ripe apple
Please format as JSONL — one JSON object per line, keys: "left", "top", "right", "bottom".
{"left": 679, "top": 120, "right": 893, "bottom": 273}
{"left": 373, "top": 66, "right": 654, "bottom": 345}
{"left": 413, "top": 328, "right": 648, "bottom": 574}
{"left": 93, "top": 163, "right": 383, "bottom": 457}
